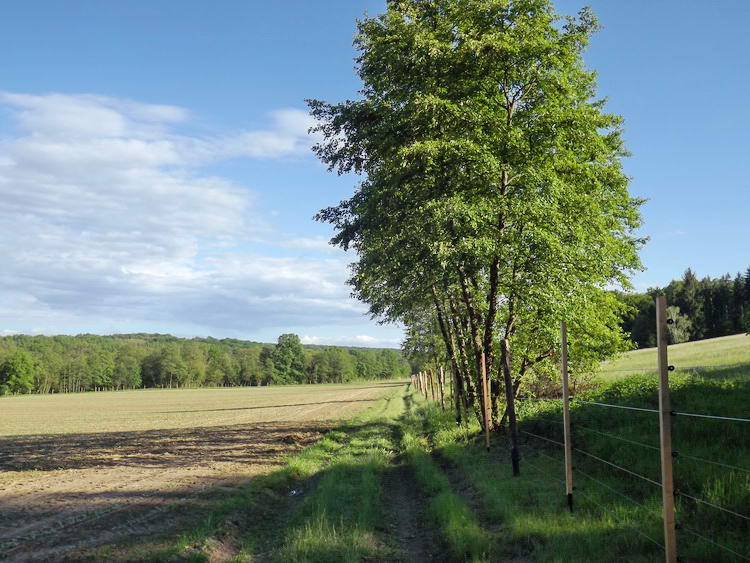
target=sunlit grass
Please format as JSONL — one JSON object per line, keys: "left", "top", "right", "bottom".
{"left": 601, "top": 333, "right": 750, "bottom": 380}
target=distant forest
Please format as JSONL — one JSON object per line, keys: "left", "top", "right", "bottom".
{"left": 0, "top": 333, "right": 410, "bottom": 395}
{"left": 619, "top": 267, "right": 750, "bottom": 348}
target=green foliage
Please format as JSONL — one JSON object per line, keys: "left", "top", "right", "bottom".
{"left": 0, "top": 350, "right": 36, "bottom": 395}
{"left": 272, "top": 333, "right": 306, "bottom": 383}
{"left": 619, "top": 265, "right": 750, "bottom": 348}
{"left": 666, "top": 305, "right": 692, "bottom": 344}
{"left": 0, "top": 333, "right": 410, "bottom": 394}
{"left": 311, "top": 0, "right": 642, "bottom": 421}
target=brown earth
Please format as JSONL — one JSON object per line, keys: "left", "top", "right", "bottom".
{"left": 0, "top": 382, "right": 400, "bottom": 561}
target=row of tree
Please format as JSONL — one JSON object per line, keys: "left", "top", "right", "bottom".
{"left": 310, "top": 0, "right": 641, "bottom": 476}
{"left": 0, "top": 333, "right": 409, "bottom": 395}
{"left": 619, "top": 267, "right": 750, "bottom": 347}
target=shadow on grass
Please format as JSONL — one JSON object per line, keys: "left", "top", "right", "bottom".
{"left": 512, "top": 370, "right": 750, "bottom": 562}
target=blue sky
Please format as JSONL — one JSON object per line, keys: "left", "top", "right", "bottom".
{"left": 0, "top": 1, "right": 747, "bottom": 346}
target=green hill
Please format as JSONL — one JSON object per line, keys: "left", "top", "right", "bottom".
{"left": 601, "top": 333, "right": 750, "bottom": 381}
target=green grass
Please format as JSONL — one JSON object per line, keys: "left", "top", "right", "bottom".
{"left": 601, "top": 332, "right": 750, "bottom": 380}
{"left": 412, "top": 334, "right": 750, "bottom": 562}
{"left": 400, "top": 394, "right": 490, "bottom": 561}
{"left": 270, "top": 389, "right": 406, "bottom": 562}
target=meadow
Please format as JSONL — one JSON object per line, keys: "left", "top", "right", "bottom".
{"left": 601, "top": 333, "right": 750, "bottom": 380}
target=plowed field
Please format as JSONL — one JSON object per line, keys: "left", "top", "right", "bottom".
{"left": 0, "top": 382, "right": 400, "bottom": 561}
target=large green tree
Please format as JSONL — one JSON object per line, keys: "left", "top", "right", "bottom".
{"left": 271, "top": 334, "right": 306, "bottom": 383}
{"left": 311, "top": 0, "right": 642, "bottom": 474}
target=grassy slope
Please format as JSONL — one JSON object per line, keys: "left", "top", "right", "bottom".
{"left": 601, "top": 333, "right": 750, "bottom": 379}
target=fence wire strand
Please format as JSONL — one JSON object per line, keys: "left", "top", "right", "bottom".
{"left": 574, "top": 424, "right": 661, "bottom": 452}
{"left": 573, "top": 447, "right": 662, "bottom": 487}
{"left": 571, "top": 399, "right": 660, "bottom": 414}
{"left": 675, "top": 452, "right": 750, "bottom": 476}
{"left": 520, "top": 429, "right": 565, "bottom": 448}
{"left": 673, "top": 411, "right": 750, "bottom": 423}
{"left": 574, "top": 474, "right": 665, "bottom": 552}
{"left": 575, "top": 466, "right": 652, "bottom": 510}
{"left": 603, "top": 363, "right": 748, "bottom": 374}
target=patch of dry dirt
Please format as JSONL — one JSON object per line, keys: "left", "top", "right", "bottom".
{"left": 0, "top": 384, "right": 399, "bottom": 562}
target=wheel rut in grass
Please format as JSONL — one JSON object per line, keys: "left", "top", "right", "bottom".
{"left": 381, "top": 460, "right": 445, "bottom": 563}
{"left": 434, "top": 452, "right": 504, "bottom": 535}
{"left": 437, "top": 448, "right": 537, "bottom": 562}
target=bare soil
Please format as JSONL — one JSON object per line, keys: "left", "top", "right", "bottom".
{"left": 0, "top": 383, "right": 399, "bottom": 561}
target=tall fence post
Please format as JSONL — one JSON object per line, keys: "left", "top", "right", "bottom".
{"left": 439, "top": 366, "right": 445, "bottom": 409}
{"left": 560, "top": 321, "right": 574, "bottom": 512}
{"left": 656, "top": 295, "right": 678, "bottom": 563}
{"left": 480, "top": 351, "right": 491, "bottom": 451}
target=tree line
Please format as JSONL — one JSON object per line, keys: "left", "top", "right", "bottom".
{"left": 309, "top": 0, "right": 641, "bottom": 478}
{"left": 0, "top": 332, "right": 409, "bottom": 395}
{"left": 618, "top": 267, "right": 750, "bottom": 348}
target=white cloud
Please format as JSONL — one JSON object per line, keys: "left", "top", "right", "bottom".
{"left": 301, "top": 335, "right": 402, "bottom": 348}
{"left": 280, "top": 236, "right": 337, "bottom": 253}
{"left": 0, "top": 92, "right": 382, "bottom": 338}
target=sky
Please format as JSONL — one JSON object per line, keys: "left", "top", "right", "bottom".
{"left": 0, "top": 1, "right": 747, "bottom": 346}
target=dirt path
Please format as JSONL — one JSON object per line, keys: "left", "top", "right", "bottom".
{"left": 0, "top": 384, "right": 397, "bottom": 562}
{"left": 381, "top": 461, "right": 445, "bottom": 563}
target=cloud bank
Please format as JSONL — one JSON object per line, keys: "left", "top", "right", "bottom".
{"left": 0, "top": 92, "right": 391, "bottom": 344}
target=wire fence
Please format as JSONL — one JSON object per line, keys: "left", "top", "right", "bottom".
{"left": 413, "top": 298, "right": 749, "bottom": 561}
{"left": 519, "top": 373, "right": 750, "bottom": 562}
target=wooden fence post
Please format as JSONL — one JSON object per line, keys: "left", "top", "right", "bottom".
{"left": 439, "top": 366, "right": 445, "bottom": 409}
{"left": 656, "top": 295, "right": 678, "bottom": 563}
{"left": 480, "top": 351, "right": 491, "bottom": 451}
{"left": 560, "top": 321, "right": 574, "bottom": 512}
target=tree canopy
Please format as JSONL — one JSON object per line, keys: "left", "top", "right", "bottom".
{"left": 311, "top": 0, "right": 643, "bottom": 448}
{"left": 0, "top": 333, "right": 409, "bottom": 395}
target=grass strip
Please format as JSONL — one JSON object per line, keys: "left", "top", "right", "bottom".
{"left": 400, "top": 392, "right": 490, "bottom": 562}
{"left": 428, "top": 407, "right": 663, "bottom": 562}
{"left": 268, "top": 385, "right": 407, "bottom": 562}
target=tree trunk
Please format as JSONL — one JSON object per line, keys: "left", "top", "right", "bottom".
{"left": 501, "top": 337, "right": 520, "bottom": 476}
